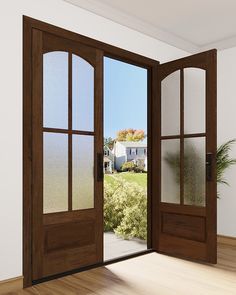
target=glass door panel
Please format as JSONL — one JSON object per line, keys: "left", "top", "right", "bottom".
{"left": 184, "top": 137, "right": 206, "bottom": 206}
{"left": 43, "top": 51, "right": 68, "bottom": 129}
{"left": 161, "top": 71, "right": 180, "bottom": 136}
{"left": 72, "top": 54, "right": 94, "bottom": 131}
{"left": 160, "top": 68, "right": 207, "bottom": 207}
{"left": 184, "top": 68, "right": 205, "bottom": 134}
{"left": 43, "top": 133, "right": 68, "bottom": 214}
{"left": 72, "top": 135, "right": 94, "bottom": 210}
{"left": 161, "top": 139, "right": 180, "bottom": 204}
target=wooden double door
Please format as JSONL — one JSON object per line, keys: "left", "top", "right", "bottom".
{"left": 24, "top": 17, "right": 217, "bottom": 286}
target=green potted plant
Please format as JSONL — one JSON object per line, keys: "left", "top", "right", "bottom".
{"left": 217, "top": 139, "right": 236, "bottom": 197}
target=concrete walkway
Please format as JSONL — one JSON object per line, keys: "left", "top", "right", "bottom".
{"left": 104, "top": 232, "right": 147, "bottom": 261}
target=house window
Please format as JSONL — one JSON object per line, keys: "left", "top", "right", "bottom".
{"left": 131, "top": 148, "right": 136, "bottom": 154}
{"left": 104, "top": 149, "right": 109, "bottom": 156}
{"left": 136, "top": 148, "right": 138, "bottom": 155}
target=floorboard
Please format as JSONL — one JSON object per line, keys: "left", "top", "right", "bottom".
{"left": 1, "top": 243, "right": 236, "bottom": 295}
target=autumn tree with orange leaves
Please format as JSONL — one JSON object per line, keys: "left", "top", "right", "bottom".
{"left": 116, "top": 129, "right": 145, "bottom": 142}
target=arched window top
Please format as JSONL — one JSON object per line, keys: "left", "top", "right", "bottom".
{"left": 43, "top": 50, "right": 94, "bottom": 132}
{"left": 44, "top": 50, "right": 94, "bottom": 67}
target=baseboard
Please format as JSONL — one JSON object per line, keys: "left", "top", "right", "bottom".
{"left": 0, "top": 276, "right": 23, "bottom": 294}
{"left": 217, "top": 235, "right": 236, "bottom": 247}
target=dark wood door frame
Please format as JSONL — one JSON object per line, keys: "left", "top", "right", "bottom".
{"left": 23, "top": 16, "right": 159, "bottom": 287}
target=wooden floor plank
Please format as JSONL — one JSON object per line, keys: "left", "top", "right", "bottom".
{"left": 1, "top": 243, "right": 236, "bottom": 295}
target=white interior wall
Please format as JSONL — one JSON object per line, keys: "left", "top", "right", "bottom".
{"left": 217, "top": 47, "right": 236, "bottom": 237}
{"left": 0, "top": 0, "right": 188, "bottom": 281}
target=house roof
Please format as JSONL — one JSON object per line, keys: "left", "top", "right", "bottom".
{"left": 117, "top": 141, "right": 147, "bottom": 148}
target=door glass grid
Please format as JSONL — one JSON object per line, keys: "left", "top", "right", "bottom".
{"left": 43, "top": 51, "right": 95, "bottom": 214}
{"left": 161, "top": 68, "right": 206, "bottom": 207}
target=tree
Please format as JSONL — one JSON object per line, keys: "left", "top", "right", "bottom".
{"left": 116, "top": 129, "right": 145, "bottom": 142}
{"left": 104, "top": 137, "right": 114, "bottom": 149}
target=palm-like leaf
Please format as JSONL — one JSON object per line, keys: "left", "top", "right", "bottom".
{"left": 217, "top": 139, "right": 236, "bottom": 196}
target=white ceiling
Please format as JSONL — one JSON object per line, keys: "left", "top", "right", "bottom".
{"left": 64, "top": 0, "right": 236, "bottom": 53}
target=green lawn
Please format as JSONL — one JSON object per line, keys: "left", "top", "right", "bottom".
{"left": 104, "top": 172, "right": 147, "bottom": 188}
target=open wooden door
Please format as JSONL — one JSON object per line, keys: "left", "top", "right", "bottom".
{"left": 31, "top": 29, "right": 103, "bottom": 280}
{"left": 154, "top": 50, "right": 217, "bottom": 263}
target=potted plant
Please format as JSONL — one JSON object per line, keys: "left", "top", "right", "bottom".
{"left": 217, "top": 139, "right": 236, "bottom": 197}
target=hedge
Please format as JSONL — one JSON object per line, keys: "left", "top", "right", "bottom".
{"left": 104, "top": 177, "right": 147, "bottom": 240}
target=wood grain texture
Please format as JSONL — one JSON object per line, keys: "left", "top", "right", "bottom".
{"left": 157, "top": 49, "right": 217, "bottom": 263}
{"left": 23, "top": 16, "right": 157, "bottom": 69}
{"left": 1, "top": 243, "right": 235, "bottom": 295}
{"left": 23, "top": 16, "right": 157, "bottom": 286}
{"left": 218, "top": 235, "right": 236, "bottom": 247}
{"left": 29, "top": 22, "right": 106, "bottom": 281}
{"left": 0, "top": 277, "right": 23, "bottom": 295}
{"left": 23, "top": 16, "right": 33, "bottom": 288}
{"left": 31, "top": 28, "right": 44, "bottom": 280}
{"left": 162, "top": 212, "right": 206, "bottom": 242}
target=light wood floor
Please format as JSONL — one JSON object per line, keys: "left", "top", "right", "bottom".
{"left": 1, "top": 243, "right": 236, "bottom": 295}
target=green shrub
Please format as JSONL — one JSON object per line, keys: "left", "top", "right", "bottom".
{"left": 121, "top": 161, "right": 145, "bottom": 173}
{"left": 104, "top": 178, "right": 147, "bottom": 240}
{"left": 121, "top": 161, "right": 136, "bottom": 172}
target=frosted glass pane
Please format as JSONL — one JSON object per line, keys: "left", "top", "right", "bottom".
{"left": 73, "top": 135, "right": 94, "bottom": 210}
{"left": 43, "top": 52, "right": 68, "bottom": 128}
{"left": 72, "top": 55, "right": 94, "bottom": 131}
{"left": 184, "top": 138, "right": 206, "bottom": 206}
{"left": 184, "top": 68, "right": 205, "bottom": 134}
{"left": 161, "top": 139, "right": 180, "bottom": 203}
{"left": 43, "top": 133, "right": 68, "bottom": 214}
{"left": 161, "top": 71, "right": 180, "bottom": 136}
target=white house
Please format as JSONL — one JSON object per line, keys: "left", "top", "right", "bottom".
{"left": 112, "top": 141, "right": 147, "bottom": 171}
{"left": 104, "top": 145, "right": 114, "bottom": 173}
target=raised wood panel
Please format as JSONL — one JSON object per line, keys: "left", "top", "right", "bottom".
{"left": 159, "top": 233, "right": 207, "bottom": 261}
{"left": 160, "top": 202, "right": 206, "bottom": 216}
{"left": 162, "top": 212, "right": 206, "bottom": 242}
{"left": 43, "top": 244, "right": 97, "bottom": 277}
{"left": 44, "top": 221, "right": 95, "bottom": 253}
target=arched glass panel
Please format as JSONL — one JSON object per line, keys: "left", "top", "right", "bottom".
{"left": 72, "top": 54, "right": 94, "bottom": 131}
{"left": 43, "top": 51, "right": 68, "bottom": 129}
{"left": 184, "top": 68, "right": 205, "bottom": 134}
{"left": 161, "top": 70, "right": 180, "bottom": 136}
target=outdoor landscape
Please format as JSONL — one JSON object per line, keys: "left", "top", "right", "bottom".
{"left": 103, "top": 57, "right": 148, "bottom": 259}
{"left": 103, "top": 128, "right": 148, "bottom": 242}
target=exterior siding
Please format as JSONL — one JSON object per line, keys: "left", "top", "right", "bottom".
{"left": 114, "top": 142, "right": 127, "bottom": 170}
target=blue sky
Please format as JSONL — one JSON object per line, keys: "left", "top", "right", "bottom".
{"left": 104, "top": 57, "right": 148, "bottom": 139}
